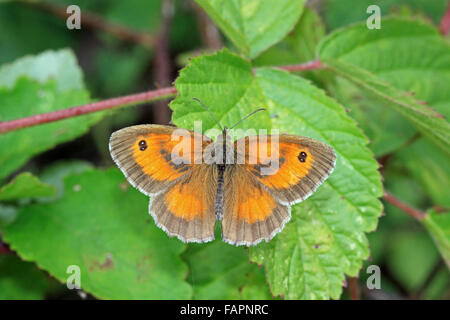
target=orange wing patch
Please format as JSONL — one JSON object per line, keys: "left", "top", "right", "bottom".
{"left": 255, "top": 143, "right": 314, "bottom": 189}
{"left": 235, "top": 186, "right": 276, "bottom": 224}
{"left": 132, "top": 132, "right": 208, "bottom": 182}
{"left": 222, "top": 166, "right": 291, "bottom": 246}
{"left": 225, "top": 167, "right": 277, "bottom": 224}
{"left": 165, "top": 183, "right": 207, "bottom": 220}
{"left": 149, "top": 164, "right": 217, "bottom": 243}
{"left": 239, "top": 137, "right": 315, "bottom": 190}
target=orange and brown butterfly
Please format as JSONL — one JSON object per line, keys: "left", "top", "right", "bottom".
{"left": 109, "top": 99, "right": 336, "bottom": 246}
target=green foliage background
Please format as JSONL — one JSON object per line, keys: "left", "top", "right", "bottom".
{"left": 0, "top": 0, "right": 449, "bottom": 300}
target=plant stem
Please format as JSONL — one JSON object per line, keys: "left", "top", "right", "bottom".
{"left": 192, "top": 0, "right": 223, "bottom": 50}
{"left": 0, "top": 60, "right": 321, "bottom": 134}
{"left": 0, "top": 240, "right": 13, "bottom": 255}
{"left": 151, "top": 0, "right": 175, "bottom": 124}
{"left": 0, "top": 87, "right": 177, "bottom": 133}
{"left": 383, "top": 191, "right": 426, "bottom": 220}
{"left": 348, "top": 277, "right": 360, "bottom": 300}
{"left": 28, "top": 1, "right": 154, "bottom": 48}
{"left": 440, "top": 2, "right": 450, "bottom": 35}
{"left": 277, "top": 59, "right": 323, "bottom": 72}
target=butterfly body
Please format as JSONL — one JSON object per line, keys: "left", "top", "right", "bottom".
{"left": 109, "top": 124, "right": 336, "bottom": 246}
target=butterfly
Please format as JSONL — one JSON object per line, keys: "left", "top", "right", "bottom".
{"left": 109, "top": 99, "right": 336, "bottom": 246}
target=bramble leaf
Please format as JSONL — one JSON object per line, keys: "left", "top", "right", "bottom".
{"left": 170, "top": 49, "right": 271, "bottom": 133}
{"left": 171, "top": 49, "right": 382, "bottom": 299}
{"left": 327, "top": 77, "right": 417, "bottom": 157}
{"left": 396, "top": 139, "right": 450, "bottom": 207}
{"left": 184, "top": 240, "right": 273, "bottom": 299}
{"left": 324, "top": 0, "right": 449, "bottom": 30}
{"left": 2, "top": 168, "right": 192, "bottom": 299}
{"left": 318, "top": 18, "right": 450, "bottom": 155}
{"left": 195, "top": 0, "right": 305, "bottom": 59}
{"left": 254, "top": 7, "right": 326, "bottom": 66}
{"left": 0, "top": 49, "right": 84, "bottom": 91}
{"left": 0, "top": 50, "right": 104, "bottom": 179}
{"left": 423, "top": 210, "right": 450, "bottom": 269}
{"left": 0, "top": 254, "right": 55, "bottom": 300}
{"left": 38, "top": 160, "right": 94, "bottom": 202}
{"left": 254, "top": 7, "right": 326, "bottom": 67}
{"left": 0, "top": 172, "right": 55, "bottom": 202}
{"left": 386, "top": 230, "right": 440, "bottom": 291}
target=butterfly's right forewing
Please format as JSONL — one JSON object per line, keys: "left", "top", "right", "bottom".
{"left": 110, "top": 124, "right": 217, "bottom": 243}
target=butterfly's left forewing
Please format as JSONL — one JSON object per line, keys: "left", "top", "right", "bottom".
{"left": 220, "top": 134, "right": 336, "bottom": 246}
{"left": 238, "top": 134, "right": 336, "bottom": 205}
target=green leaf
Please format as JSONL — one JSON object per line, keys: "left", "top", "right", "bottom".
{"left": 195, "top": 0, "right": 305, "bottom": 58}
{"left": 0, "top": 204, "right": 17, "bottom": 227}
{"left": 324, "top": 0, "right": 449, "bottom": 30}
{"left": 0, "top": 74, "right": 103, "bottom": 177}
{"left": 421, "top": 267, "right": 450, "bottom": 299}
{"left": 396, "top": 139, "right": 450, "bottom": 207}
{"left": 0, "top": 49, "right": 107, "bottom": 179}
{"left": 184, "top": 240, "right": 273, "bottom": 299}
{"left": 0, "top": 49, "right": 104, "bottom": 179}
{"left": 328, "top": 77, "right": 417, "bottom": 156}
{"left": 0, "top": 4, "right": 76, "bottom": 64}
{"left": 171, "top": 49, "right": 382, "bottom": 299}
{"left": 0, "top": 172, "right": 56, "bottom": 202}
{"left": 423, "top": 210, "right": 450, "bottom": 268}
{"left": 318, "top": 18, "right": 450, "bottom": 155}
{"left": 104, "top": 0, "right": 161, "bottom": 32}
{"left": 0, "top": 254, "right": 54, "bottom": 300}
{"left": 93, "top": 47, "right": 151, "bottom": 96}
{"left": 0, "top": 78, "right": 102, "bottom": 179}
{"left": 2, "top": 168, "right": 192, "bottom": 299}
{"left": 254, "top": 7, "right": 326, "bottom": 66}
{"left": 386, "top": 230, "right": 440, "bottom": 291}
{"left": 382, "top": 168, "right": 427, "bottom": 227}
{"left": 0, "top": 49, "right": 84, "bottom": 91}
{"left": 171, "top": 49, "right": 271, "bottom": 133}
{"left": 38, "top": 160, "right": 94, "bottom": 202}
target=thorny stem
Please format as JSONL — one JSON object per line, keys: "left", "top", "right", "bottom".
{"left": 0, "top": 87, "right": 177, "bottom": 133}
{"left": 0, "top": 60, "right": 322, "bottom": 133}
{"left": 383, "top": 191, "right": 426, "bottom": 220}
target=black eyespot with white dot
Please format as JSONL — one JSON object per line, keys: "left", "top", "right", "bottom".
{"left": 139, "top": 140, "right": 147, "bottom": 151}
{"left": 298, "top": 151, "right": 307, "bottom": 163}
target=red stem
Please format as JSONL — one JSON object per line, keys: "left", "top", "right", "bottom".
{"left": 440, "top": 2, "right": 450, "bottom": 35}
{"left": 0, "top": 87, "right": 177, "bottom": 133}
{"left": 277, "top": 59, "right": 322, "bottom": 72}
{"left": 0, "top": 60, "right": 321, "bottom": 134}
{"left": 0, "top": 241, "right": 13, "bottom": 255}
{"left": 348, "top": 277, "right": 360, "bottom": 300}
{"left": 383, "top": 191, "right": 426, "bottom": 220}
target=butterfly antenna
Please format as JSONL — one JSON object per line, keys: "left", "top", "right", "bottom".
{"left": 193, "top": 98, "right": 224, "bottom": 131}
{"left": 229, "top": 108, "right": 266, "bottom": 130}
